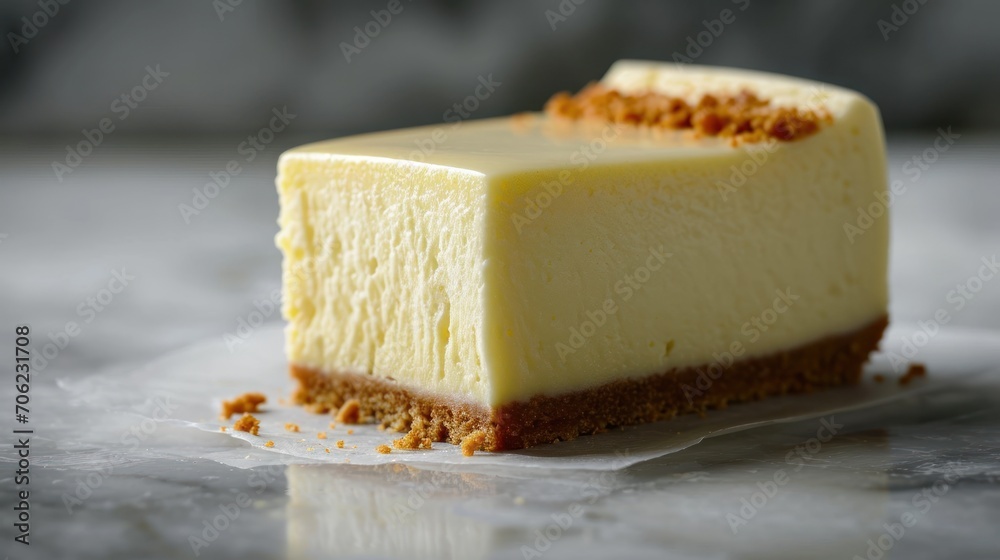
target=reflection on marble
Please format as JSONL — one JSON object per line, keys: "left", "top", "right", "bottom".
{"left": 287, "top": 464, "right": 500, "bottom": 559}
{"left": 272, "top": 383, "right": 1000, "bottom": 559}
{"left": 2, "top": 361, "right": 998, "bottom": 559}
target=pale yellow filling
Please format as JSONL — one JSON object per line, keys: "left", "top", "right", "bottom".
{"left": 276, "top": 63, "right": 889, "bottom": 407}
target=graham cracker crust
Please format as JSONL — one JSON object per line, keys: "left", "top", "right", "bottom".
{"left": 290, "top": 315, "right": 887, "bottom": 452}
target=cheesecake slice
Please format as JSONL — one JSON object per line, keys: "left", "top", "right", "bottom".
{"left": 275, "top": 62, "right": 889, "bottom": 451}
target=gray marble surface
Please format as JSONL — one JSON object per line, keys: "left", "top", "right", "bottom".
{"left": 0, "top": 133, "right": 999, "bottom": 559}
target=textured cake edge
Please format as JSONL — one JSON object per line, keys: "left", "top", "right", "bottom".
{"left": 290, "top": 315, "right": 888, "bottom": 451}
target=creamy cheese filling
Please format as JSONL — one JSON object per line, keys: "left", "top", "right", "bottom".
{"left": 276, "top": 63, "right": 889, "bottom": 407}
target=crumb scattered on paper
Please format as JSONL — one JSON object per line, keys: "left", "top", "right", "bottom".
{"left": 393, "top": 426, "right": 433, "bottom": 450}
{"left": 285, "top": 422, "right": 300, "bottom": 433}
{"left": 376, "top": 444, "right": 392, "bottom": 454}
{"left": 220, "top": 392, "right": 267, "bottom": 420}
{"left": 264, "top": 440, "right": 275, "bottom": 448}
{"left": 317, "top": 431, "right": 327, "bottom": 440}
{"left": 336, "top": 440, "right": 345, "bottom": 449}
{"left": 233, "top": 413, "right": 260, "bottom": 436}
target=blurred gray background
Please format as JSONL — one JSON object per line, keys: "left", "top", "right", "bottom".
{"left": 2, "top": 0, "right": 1000, "bottom": 137}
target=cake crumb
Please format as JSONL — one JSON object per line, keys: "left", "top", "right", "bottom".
{"left": 376, "top": 444, "right": 392, "bottom": 454}
{"left": 317, "top": 431, "right": 327, "bottom": 439}
{"left": 219, "top": 426, "right": 227, "bottom": 432}
{"left": 264, "top": 440, "right": 275, "bottom": 448}
{"left": 899, "top": 363, "right": 928, "bottom": 386}
{"left": 324, "top": 448, "right": 330, "bottom": 453}
{"left": 461, "top": 430, "right": 487, "bottom": 457}
{"left": 328, "top": 421, "right": 337, "bottom": 429}
{"left": 306, "top": 447, "right": 314, "bottom": 452}
{"left": 347, "top": 429, "right": 354, "bottom": 435}
{"left": 873, "top": 374, "right": 886, "bottom": 384}
{"left": 352, "top": 445, "right": 357, "bottom": 449}
{"left": 233, "top": 413, "right": 260, "bottom": 436}
{"left": 285, "top": 422, "right": 301, "bottom": 433}
{"left": 335, "top": 400, "right": 361, "bottom": 424}
{"left": 220, "top": 392, "right": 267, "bottom": 420}
{"left": 393, "top": 426, "right": 434, "bottom": 450}
{"left": 336, "top": 440, "right": 345, "bottom": 449}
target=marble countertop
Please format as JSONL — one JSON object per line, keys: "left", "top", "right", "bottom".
{"left": 0, "top": 133, "right": 999, "bottom": 559}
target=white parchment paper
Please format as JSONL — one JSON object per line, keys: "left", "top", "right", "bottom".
{"left": 59, "top": 323, "right": 999, "bottom": 471}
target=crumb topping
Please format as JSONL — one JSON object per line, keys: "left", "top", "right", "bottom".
{"left": 220, "top": 392, "right": 267, "bottom": 420}
{"left": 264, "top": 440, "right": 275, "bottom": 448}
{"left": 233, "top": 413, "right": 260, "bottom": 436}
{"left": 544, "top": 83, "right": 831, "bottom": 145}
{"left": 375, "top": 444, "right": 392, "bottom": 454}
{"left": 336, "top": 440, "right": 345, "bottom": 449}
{"left": 460, "top": 430, "right": 487, "bottom": 457}
{"left": 284, "top": 422, "right": 300, "bottom": 433}
{"left": 899, "top": 363, "right": 927, "bottom": 386}
{"left": 335, "top": 400, "right": 361, "bottom": 424}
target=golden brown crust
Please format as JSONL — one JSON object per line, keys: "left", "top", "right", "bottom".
{"left": 334, "top": 400, "right": 361, "bottom": 424}
{"left": 291, "top": 316, "right": 887, "bottom": 451}
{"left": 544, "top": 84, "right": 832, "bottom": 145}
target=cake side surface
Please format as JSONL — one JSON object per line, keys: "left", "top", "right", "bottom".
{"left": 481, "top": 91, "right": 888, "bottom": 406}
{"left": 276, "top": 154, "right": 493, "bottom": 406}
{"left": 291, "top": 315, "right": 886, "bottom": 451}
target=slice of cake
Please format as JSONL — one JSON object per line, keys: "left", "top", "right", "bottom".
{"left": 275, "top": 61, "right": 889, "bottom": 451}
